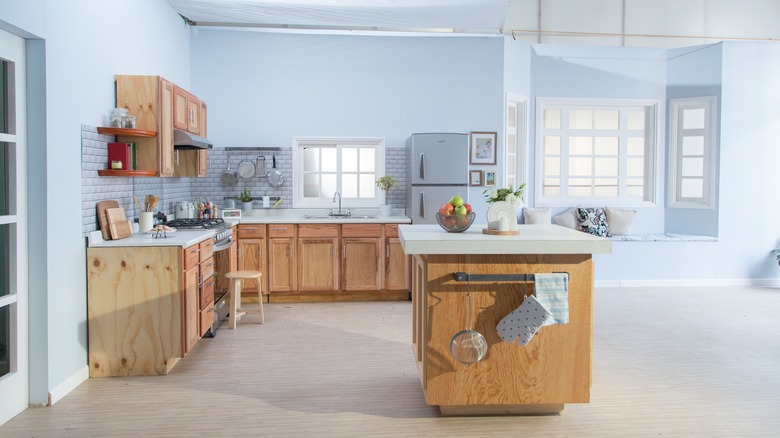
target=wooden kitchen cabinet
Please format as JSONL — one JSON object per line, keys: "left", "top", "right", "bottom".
{"left": 87, "top": 236, "right": 215, "bottom": 377}
{"left": 268, "top": 224, "right": 296, "bottom": 293}
{"left": 383, "top": 224, "right": 410, "bottom": 291}
{"left": 236, "top": 224, "right": 266, "bottom": 294}
{"left": 297, "top": 224, "right": 339, "bottom": 292}
{"left": 342, "top": 224, "right": 381, "bottom": 291}
{"left": 112, "top": 75, "right": 175, "bottom": 177}
{"left": 113, "top": 75, "right": 206, "bottom": 178}
{"left": 198, "top": 239, "right": 216, "bottom": 337}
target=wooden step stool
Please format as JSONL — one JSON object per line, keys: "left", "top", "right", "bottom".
{"left": 225, "top": 270, "right": 264, "bottom": 329}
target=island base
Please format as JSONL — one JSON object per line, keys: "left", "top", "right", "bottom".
{"left": 439, "top": 404, "right": 564, "bottom": 416}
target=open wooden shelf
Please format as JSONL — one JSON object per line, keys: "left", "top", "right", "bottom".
{"left": 97, "top": 127, "right": 157, "bottom": 137}
{"left": 97, "top": 169, "right": 158, "bottom": 177}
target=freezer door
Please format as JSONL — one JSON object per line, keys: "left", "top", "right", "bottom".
{"left": 410, "top": 186, "right": 469, "bottom": 224}
{"left": 410, "top": 133, "right": 469, "bottom": 185}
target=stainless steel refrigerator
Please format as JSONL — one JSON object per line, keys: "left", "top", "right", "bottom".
{"left": 405, "top": 133, "right": 470, "bottom": 224}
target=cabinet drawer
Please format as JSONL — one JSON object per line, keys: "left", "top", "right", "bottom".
{"left": 199, "top": 302, "right": 215, "bottom": 337}
{"left": 238, "top": 224, "right": 265, "bottom": 238}
{"left": 299, "top": 224, "right": 339, "bottom": 238}
{"left": 184, "top": 244, "right": 200, "bottom": 271}
{"left": 268, "top": 224, "right": 295, "bottom": 237}
{"left": 200, "top": 258, "right": 215, "bottom": 282}
{"left": 343, "top": 224, "right": 381, "bottom": 238}
{"left": 199, "top": 239, "right": 214, "bottom": 262}
{"left": 384, "top": 224, "right": 400, "bottom": 238}
{"left": 200, "top": 277, "right": 215, "bottom": 309}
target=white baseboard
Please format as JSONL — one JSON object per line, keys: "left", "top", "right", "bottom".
{"left": 595, "top": 278, "right": 780, "bottom": 288}
{"left": 48, "top": 365, "right": 89, "bottom": 406}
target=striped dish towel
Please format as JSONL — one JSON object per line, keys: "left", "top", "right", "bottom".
{"left": 534, "top": 273, "right": 569, "bottom": 326}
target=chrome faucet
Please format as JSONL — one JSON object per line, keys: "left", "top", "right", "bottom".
{"left": 331, "top": 191, "right": 350, "bottom": 216}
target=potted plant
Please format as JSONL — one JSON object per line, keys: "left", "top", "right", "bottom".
{"left": 375, "top": 175, "right": 398, "bottom": 217}
{"left": 772, "top": 247, "right": 780, "bottom": 266}
{"left": 236, "top": 188, "right": 253, "bottom": 212}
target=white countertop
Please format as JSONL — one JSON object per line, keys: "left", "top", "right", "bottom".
{"left": 235, "top": 208, "right": 411, "bottom": 224}
{"left": 399, "top": 224, "right": 612, "bottom": 255}
{"left": 87, "top": 229, "right": 215, "bottom": 248}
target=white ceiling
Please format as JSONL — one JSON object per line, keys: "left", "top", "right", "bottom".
{"left": 166, "top": 0, "right": 511, "bottom": 33}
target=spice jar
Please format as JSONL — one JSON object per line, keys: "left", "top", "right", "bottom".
{"left": 109, "top": 108, "right": 128, "bottom": 128}
{"left": 122, "top": 114, "right": 136, "bottom": 129}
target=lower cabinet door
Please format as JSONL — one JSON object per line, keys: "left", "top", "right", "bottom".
{"left": 297, "top": 238, "right": 339, "bottom": 291}
{"left": 384, "top": 237, "right": 410, "bottom": 290}
{"left": 342, "top": 238, "right": 381, "bottom": 291}
{"left": 269, "top": 238, "right": 295, "bottom": 292}
{"left": 237, "top": 238, "right": 264, "bottom": 293}
{"left": 183, "top": 266, "right": 200, "bottom": 353}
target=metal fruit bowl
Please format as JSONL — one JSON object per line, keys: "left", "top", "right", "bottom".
{"left": 435, "top": 212, "right": 476, "bottom": 233}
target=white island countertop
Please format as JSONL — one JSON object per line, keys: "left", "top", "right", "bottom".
{"left": 399, "top": 224, "right": 612, "bottom": 255}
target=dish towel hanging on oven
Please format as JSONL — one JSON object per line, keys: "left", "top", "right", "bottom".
{"left": 534, "top": 273, "right": 569, "bottom": 327}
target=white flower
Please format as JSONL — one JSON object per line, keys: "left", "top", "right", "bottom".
{"left": 505, "top": 193, "right": 518, "bottom": 207}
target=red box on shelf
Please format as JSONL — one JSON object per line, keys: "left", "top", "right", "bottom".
{"left": 107, "top": 142, "right": 131, "bottom": 170}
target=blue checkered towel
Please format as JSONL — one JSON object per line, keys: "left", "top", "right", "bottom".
{"left": 534, "top": 273, "right": 569, "bottom": 326}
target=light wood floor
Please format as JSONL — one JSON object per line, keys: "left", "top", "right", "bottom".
{"left": 3, "top": 286, "right": 780, "bottom": 437}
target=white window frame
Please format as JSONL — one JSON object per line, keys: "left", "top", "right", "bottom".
{"left": 505, "top": 93, "right": 528, "bottom": 191}
{"left": 668, "top": 96, "right": 718, "bottom": 209}
{"left": 534, "top": 97, "right": 658, "bottom": 208}
{"left": 292, "top": 137, "right": 386, "bottom": 209}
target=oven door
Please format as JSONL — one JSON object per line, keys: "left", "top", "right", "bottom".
{"left": 207, "top": 236, "right": 237, "bottom": 336}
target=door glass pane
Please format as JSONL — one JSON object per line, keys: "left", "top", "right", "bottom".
{"left": 0, "top": 60, "right": 7, "bottom": 134}
{"left": 594, "top": 110, "right": 618, "bottom": 130}
{"left": 682, "top": 136, "right": 704, "bottom": 156}
{"left": 544, "top": 109, "right": 561, "bottom": 129}
{"left": 570, "top": 137, "right": 592, "bottom": 155}
{"left": 569, "top": 110, "right": 592, "bottom": 129}
{"left": 683, "top": 108, "right": 705, "bottom": 130}
{"left": 0, "top": 304, "right": 8, "bottom": 377}
{"left": 627, "top": 110, "right": 645, "bottom": 130}
{"left": 681, "top": 178, "right": 704, "bottom": 198}
{"left": 507, "top": 105, "right": 516, "bottom": 128}
{"left": 0, "top": 224, "right": 7, "bottom": 298}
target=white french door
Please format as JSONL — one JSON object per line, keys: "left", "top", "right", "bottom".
{"left": 0, "top": 28, "right": 29, "bottom": 426}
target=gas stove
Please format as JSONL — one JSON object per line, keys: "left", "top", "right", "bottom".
{"left": 167, "top": 217, "right": 233, "bottom": 250}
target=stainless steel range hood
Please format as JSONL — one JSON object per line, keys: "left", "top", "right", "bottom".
{"left": 173, "top": 129, "right": 213, "bottom": 149}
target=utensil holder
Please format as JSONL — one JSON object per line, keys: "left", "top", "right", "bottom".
{"left": 139, "top": 212, "right": 153, "bottom": 233}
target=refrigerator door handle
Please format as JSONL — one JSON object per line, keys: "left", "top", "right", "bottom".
{"left": 419, "top": 153, "right": 425, "bottom": 180}
{"left": 419, "top": 191, "right": 425, "bottom": 218}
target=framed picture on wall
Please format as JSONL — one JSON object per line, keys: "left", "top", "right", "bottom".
{"left": 484, "top": 170, "right": 496, "bottom": 187}
{"left": 470, "top": 170, "right": 483, "bottom": 186}
{"left": 469, "top": 131, "right": 497, "bottom": 165}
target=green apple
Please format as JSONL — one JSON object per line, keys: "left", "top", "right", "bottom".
{"left": 449, "top": 195, "right": 464, "bottom": 207}
{"left": 454, "top": 205, "right": 467, "bottom": 216}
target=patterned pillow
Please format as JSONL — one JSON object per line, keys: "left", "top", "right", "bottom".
{"left": 576, "top": 207, "right": 611, "bottom": 237}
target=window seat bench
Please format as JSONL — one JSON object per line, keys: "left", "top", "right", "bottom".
{"left": 608, "top": 233, "right": 718, "bottom": 242}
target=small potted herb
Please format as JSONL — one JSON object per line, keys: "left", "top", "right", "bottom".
{"left": 236, "top": 188, "right": 253, "bottom": 212}
{"left": 375, "top": 175, "right": 398, "bottom": 217}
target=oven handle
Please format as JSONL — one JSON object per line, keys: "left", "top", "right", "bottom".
{"left": 213, "top": 236, "right": 234, "bottom": 252}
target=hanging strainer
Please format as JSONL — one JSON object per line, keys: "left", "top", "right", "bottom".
{"left": 450, "top": 284, "right": 487, "bottom": 365}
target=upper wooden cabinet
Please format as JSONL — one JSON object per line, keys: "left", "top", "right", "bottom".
{"left": 113, "top": 75, "right": 207, "bottom": 178}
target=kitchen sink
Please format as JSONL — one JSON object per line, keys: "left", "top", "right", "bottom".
{"left": 300, "top": 215, "right": 378, "bottom": 220}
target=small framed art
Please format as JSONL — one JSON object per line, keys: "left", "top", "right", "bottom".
{"left": 469, "top": 170, "right": 483, "bottom": 186}
{"left": 469, "top": 131, "right": 497, "bottom": 165}
{"left": 484, "top": 170, "right": 496, "bottom": 187}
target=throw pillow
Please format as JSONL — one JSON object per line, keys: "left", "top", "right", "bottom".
{"left": 523, "top": 207, "right": 551, "bottom": 224}
{"left": 605, "top": 207, "right": 637, "bottom": 235}
{"left": 552, "top": 206, "right": 580, "bottom": 230}
{"left": 576, "top": 207, "right": 611, "bottom": 237}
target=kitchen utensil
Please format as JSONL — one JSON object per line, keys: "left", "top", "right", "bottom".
{"left": 138, "top": 212, "right": 154, "bottom": 233}
{"left": 106, "top": 207, "right": 132, "bottom": 239}
{"left": 96, "top": 200, "right": 120, "bottom": 240}
{"left": 272, "top": 197, "right": 283, "bottom": 208}
{"left": 450, "top": 287, "right": 487, "bottom": 366}
{"left": 237, "top": 157, "right": 256, "bottom": 179}
{"left": 221, "top": 156, "right": 238, "bottom": 186}
{"left": 267, "top": 155, "right": 284, "bottom": 187}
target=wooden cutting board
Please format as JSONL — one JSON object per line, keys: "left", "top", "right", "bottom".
{"left": 106, "top": 207, "right": 132, "bottom": 240}
{"left": 96, "top": 200, "right": 119, "bottom": 240}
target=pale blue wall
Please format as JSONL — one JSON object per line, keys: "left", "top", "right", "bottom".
{"left": 665, "top": 43, "right": 723, "bottom": 236}
{"left": 190, "top": 29, "right": 504, "bottom": 150}
{"left": 1, "top": 0, "right": 191, "bottom": 405}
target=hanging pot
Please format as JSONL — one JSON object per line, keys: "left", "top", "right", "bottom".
{"left": 267, "top": 155, "right": 285, "bottom": 187}
{"left": 237, "top": 156, "right": 256, "bottom": 179}
{"left": 220, "top": 156, "right": 238, "bottom": 186}
{"left": 449, "top": 290, "right": 487, "bottom": 365}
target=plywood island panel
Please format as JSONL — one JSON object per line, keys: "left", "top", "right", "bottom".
{"left": 87, "top": 246, "right": 183, "bottom": 377}
{"left": 401, "top": 224, "right": 610, "bottom": 415}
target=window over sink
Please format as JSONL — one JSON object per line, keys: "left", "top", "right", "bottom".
{"left": 292, "top": 137, "right": 386, "bottom": 208}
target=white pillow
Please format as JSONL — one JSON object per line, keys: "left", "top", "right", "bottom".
{"left": 552, "top": 207, "right": 580, "bottom": 230}
{"left": 605, "top": 207, "right": 637, "bottom": 235}
{"left": 523, "top": 207, "right": 551, "bottom": 224}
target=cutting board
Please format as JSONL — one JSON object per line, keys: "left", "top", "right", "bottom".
{"left": 96, "top": 200, "right": 119, "bottom": 240}
{"left": 106, "top": 207, "right": 132, "bottom": 240}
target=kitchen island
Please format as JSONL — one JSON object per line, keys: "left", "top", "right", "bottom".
{"left": 398, "top": 224, "right": 611, "bottom": 415}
